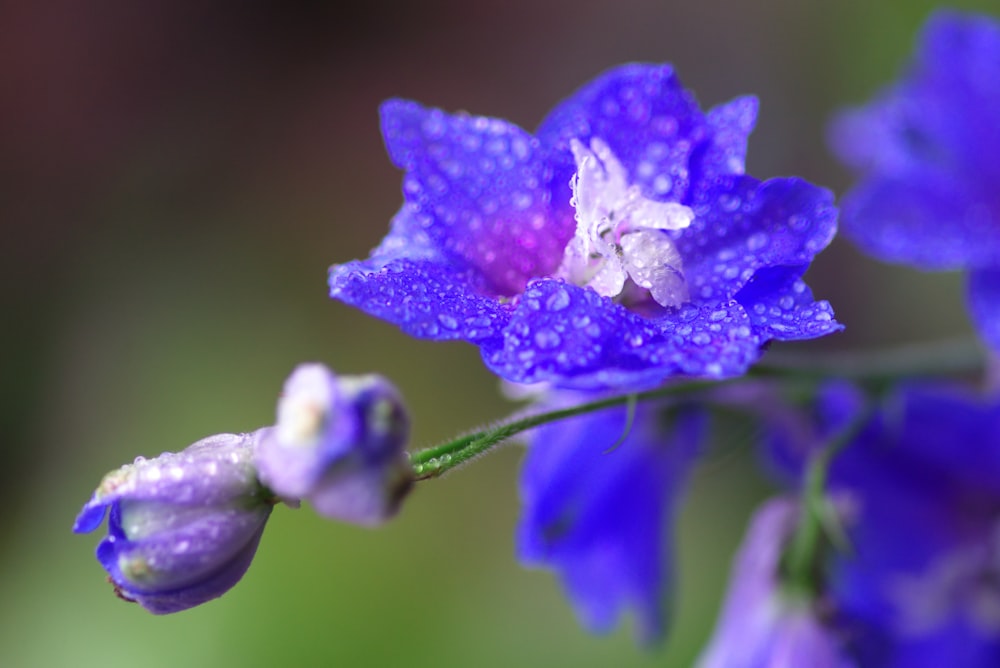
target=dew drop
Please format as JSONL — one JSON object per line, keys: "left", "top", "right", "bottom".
{"left": 719, "top": 193, "right": 741, "bottom": 212}
{"left": 534, "top": 329, "right": 562, "bottom": 350}
{"left": 427, "top": 174, "right": 448, "bottom": 195}
{"left": 441, "top": 160, "right": 464, "bottom": 179}
{"left": 747, "top": 232, "right": 769, "bottom": 251}
{"left": 422, "top": 114, "right": 445, "bottom": 138}
{"left": 652, "top": 174, "right": 672, "bottom": 194}
{"left": 545, "top": 288, "right": 570, "bottom": 312}
{"left": 437, "top": 314, "right": 458, "bottom": 330}
{"left": 788, "top": 215, "right": 808, "bottom": 230}
{"left": 692, "top": 332, "right": 712, "bottom": 346}
{"left": 678, "top": 304, "right": 700, "bottom": 322}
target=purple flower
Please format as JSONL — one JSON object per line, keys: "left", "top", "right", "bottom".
{"left": 73, "top": 431, "right": 273, "bottom": 614}
{"left": 330, "top": 63, "right": 841, "bottom": 389}
{"left": 823, "top": 384, "right": 1000, "bottom": 667}
{"left": 254, "top": 363, "right": 412, "bottom": 526}
{"left": 697, "top": 498, "right": 856, "bottom": 668}
{"left": 830, "top": 11, "right": 1000, "bottom": 352}
{"left": 516, "top": 396, "right": 703, "bottom": 643}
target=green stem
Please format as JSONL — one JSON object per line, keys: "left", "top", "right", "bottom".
{"left": 409, "top": 379, "right": 719, "bottom": 480}
{"left": 782, "top": 401, "right": 876, "bottom": 598}
{"left": 408, "top": 337, "right": 982, "bottom": 482}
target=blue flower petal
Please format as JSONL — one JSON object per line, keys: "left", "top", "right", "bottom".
{"left": 693, "top": 95, "right": 759, "bottom": 184}
{"left": 73, "top": 495, "right": 109, "bottom": 534}
{"left": 80, "top": 433, "right": 262, "bottom": 511}
{"left": 484, "top": 280, "right": 767, "bottom": 388}
{"left": 680, "top": 176, "right": 839, "bottom": 302}
{"left": 838, "top": 171, "right": 1000, "bottom": 270}
{"left": 101, "top": 504, "right": 271, "bottom": 594}
{"left": 517, "top": 400, "right": 703, "bottom": 643}
{"left": 736, "top": 265, "right": 842, "bottom": 341}
{"left": 330, "top": 255, "right": 510, "bottom": 343}
{"left": 380, "top": 99, "right": 572, "bottom": 294}
{"left": 535, "top": 63, "right": 708, "bottom": 204}
{"left": 99, "top": 522, "right": 269, "bottom": 615}
{"left": 968, "top": 269, "right": 1000, "bottom": 353}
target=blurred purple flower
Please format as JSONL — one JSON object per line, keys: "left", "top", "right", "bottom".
{"left": 331, "top": 63, "right": 841, "bottom": 389}
{"left": 517, "top": 396, "right": 703, "bottom": 643}
{"left": 830, "top": 11, "right": 1000, "bottom": 352}
{"left": 698, "top": 497, "right": 856, "bottom": 668}
{"left": 73, "top": 431, "right": 273, "bottom": 614}
{"left": 254, "top": 363, "right": 412, "bottom": 526}
{"left": 824, "top": 384, "right": 1000, "bottom": 667}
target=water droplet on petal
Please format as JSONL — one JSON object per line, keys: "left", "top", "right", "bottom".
{"left": 545, "top": 287, "right": 570, "bottom": 312}
{"left": 719, "top": 193, "right": 741, "bottom": 212}
{"left": 747, "top": 232, "right": 769, "bottom": 251}
{"left": 534, "top": 329, "right": 561, "bottom": 350}
{"left": 437, "top": 314, "right": 458, "bottom": 330}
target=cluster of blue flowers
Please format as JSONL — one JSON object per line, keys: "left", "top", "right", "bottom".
{"left": 75, "top": 8, "right": 1000, "bottom": 666}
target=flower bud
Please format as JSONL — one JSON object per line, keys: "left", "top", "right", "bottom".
{"left": 73, "top": 431, "right": 273, "bottom": 614}
{"left": 254, "top": 363, "right": 412, "bottom": 526}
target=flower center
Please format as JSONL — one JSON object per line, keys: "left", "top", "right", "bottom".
{"left": 554, "top": 137, "right": 694, "bottom": 308}
{"left": 277, "top": 383, "right": 330, "bottom": 447}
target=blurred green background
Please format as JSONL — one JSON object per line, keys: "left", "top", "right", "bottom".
{"left": 1, "top": 1, "right": 995, "bottom": 666}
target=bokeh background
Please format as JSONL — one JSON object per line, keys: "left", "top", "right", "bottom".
{"left": 1, "top": 1, "right": 995, "bottom": 666}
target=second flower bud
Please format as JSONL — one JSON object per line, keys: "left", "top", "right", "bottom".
{"left": 254, "top": 363, "right": 413, "bottom": 526}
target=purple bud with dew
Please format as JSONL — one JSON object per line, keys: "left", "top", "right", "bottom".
{"left": 73, "top": 431, "right": 274, "bottom": 614}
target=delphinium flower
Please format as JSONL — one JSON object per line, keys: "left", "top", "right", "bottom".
{"left": 254, "top": 363, "right": 413, "bottom": 526}
{"left": 697, "top": 497, "right": 856, "bottom": 668}
{"left": 830, "top": 10, "right": 1000, "bottom": 352}
{"left": 820, "top": 383, "right": 1000, "bottom": 667}
{"left": 330, "top": 63, "right": 841, "bottom": 389}
{"left": 517, "top": 396, "right": 703, "bottom": 643}
{"left": 73, "top": 431, "right": 274, "bottom": 614}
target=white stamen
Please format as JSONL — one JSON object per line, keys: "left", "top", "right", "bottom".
{"left": 555, "top": 138, "right": 693, "bottom": 308}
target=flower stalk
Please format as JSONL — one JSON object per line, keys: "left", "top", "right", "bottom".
{"left": 410, "top": 338, "right": 979, "bottom": 481}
